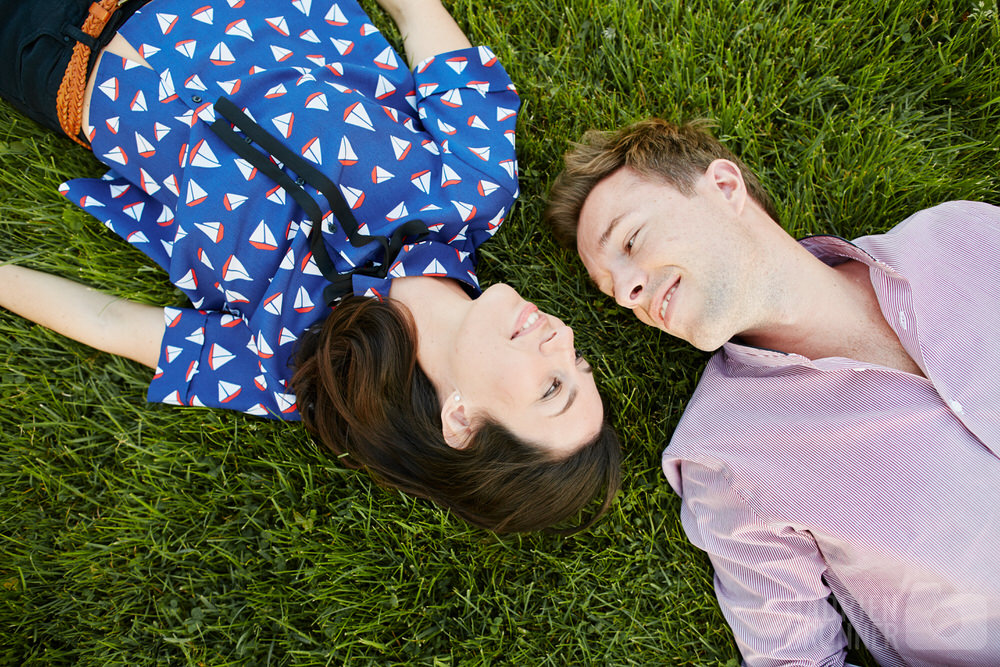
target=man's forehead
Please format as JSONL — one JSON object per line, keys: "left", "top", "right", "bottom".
{"left": 579, "top": 168, "right": 654, "bottom": 244}
{"left": 577, "top": 214, "right": 613, "bottom": 271}
{"left": 579, "top": 193, "right": 627, "bottom": 251}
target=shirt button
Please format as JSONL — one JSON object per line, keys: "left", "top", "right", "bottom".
{"left": 192, "top": 95, "right": 203, "bottom": 103}
{"left": 948, "top": 399, "right": 964, "bottom": 414}
{"left": 898, "top": 311, "right": 908, "bottom": 330}
{"left": 295, "top": 177, "right": 306, "bottom": 186}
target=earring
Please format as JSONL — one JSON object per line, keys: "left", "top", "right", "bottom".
{"left": 454, "top": 394, "right": 461, "bottom": 402}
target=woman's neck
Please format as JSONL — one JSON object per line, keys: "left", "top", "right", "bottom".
{"left": 388, "top": 276, "right": 472, "bottom": 393}
{"left": 389, "top": 275, "right": 471, "bottom": 315}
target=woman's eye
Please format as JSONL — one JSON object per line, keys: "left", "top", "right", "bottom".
{"left": 543, "top": 378, "right": 562, "bottom": 399}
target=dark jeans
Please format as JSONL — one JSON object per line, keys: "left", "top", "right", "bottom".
{"left": 0, "top": 0, "right": 151, "bottom": 134}
{"left": 0, "top": 0, "right": 93, "bottom": 132}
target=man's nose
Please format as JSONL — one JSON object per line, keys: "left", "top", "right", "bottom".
{"left": 613, "top": 268, "right": 645, "bottom": 308}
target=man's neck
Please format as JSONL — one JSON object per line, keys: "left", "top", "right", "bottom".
{"left": 739, "top": 253, "right": 923, "bottom": 376}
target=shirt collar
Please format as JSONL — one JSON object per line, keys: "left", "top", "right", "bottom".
{"left": 798, "top": 234, "right": 900, "bottom": 276}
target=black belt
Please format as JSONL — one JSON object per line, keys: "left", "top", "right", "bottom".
{"left": 209, "top": 96, "right": 429, "bottom": 305}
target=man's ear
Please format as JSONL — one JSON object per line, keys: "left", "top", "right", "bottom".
{"left": 706, "top": 159, "right": 747, "bottom": 214}
{"left": 441, "top": 393, "right": 473, "bottom": 450}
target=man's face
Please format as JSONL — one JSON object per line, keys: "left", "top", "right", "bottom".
{"left": 576, "top": 165, "right": 756, "bottom": 351}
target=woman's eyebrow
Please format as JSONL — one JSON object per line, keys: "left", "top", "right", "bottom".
{"left": 556, "top": 387, "right": 578, "bottom": 417}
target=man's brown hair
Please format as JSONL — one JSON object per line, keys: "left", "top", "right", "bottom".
{"left": 545, "top": 118, "right": 778, "bottom": 248}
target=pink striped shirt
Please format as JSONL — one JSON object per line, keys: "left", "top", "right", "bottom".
{"left": 662, "top": 201, "right": 1000, "bottom": 666}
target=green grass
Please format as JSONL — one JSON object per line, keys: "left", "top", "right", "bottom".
{"left": 1, "top": 0, "right": 998, "bottom": 664}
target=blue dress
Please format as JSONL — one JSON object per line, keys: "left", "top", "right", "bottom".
{"left": 60, "top": 0, "right": 520, "bottom": 419}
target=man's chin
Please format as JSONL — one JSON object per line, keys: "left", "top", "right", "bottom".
{"left": 637, "top": 312, "right": 717, "bottom": 350}
{"left": 683, "top": 328, "right": 729, "bottom": 352}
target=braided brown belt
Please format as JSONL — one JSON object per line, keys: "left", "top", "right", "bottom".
{"left": 55, "top": 0, "right": 120, "bottom": 148}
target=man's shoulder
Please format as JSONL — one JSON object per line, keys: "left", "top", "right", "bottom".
{"left": 662, "top": 342, "right": 859, "bottom": 471}
{"left": 853, "top": 200, "right": 1000, "bottom": 297}
{"left": 660, "top": 355, "right": 788, "bottom": 503}
{"left": 898, "top": 200, "right": 999, "bottom": 225}
{"left": 860, "top": 200, "right": 1000, "bottom": 249}
{"left": 663, "top": 349, "right": 771, "bottom": 457}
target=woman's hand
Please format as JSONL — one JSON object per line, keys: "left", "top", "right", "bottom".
{"left": 0, "top": 264, "right": 165, "bottom": 369}
{"left": 374, "top": 0, "right": 472, "bottom": 68}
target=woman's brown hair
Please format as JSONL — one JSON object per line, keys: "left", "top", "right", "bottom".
{"left": 292, "top": 296, "right": 621, "bottom": 534}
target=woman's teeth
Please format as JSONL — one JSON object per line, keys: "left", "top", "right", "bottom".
{"left": 520, "top": 311, "right": 539, "bottom": 333}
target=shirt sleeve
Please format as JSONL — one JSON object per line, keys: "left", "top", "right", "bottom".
{"left": 676, "top": 460, "right": 850, "bottom": 667}
{"left": 148, "top": 307, "right": 300, "bottom": 420}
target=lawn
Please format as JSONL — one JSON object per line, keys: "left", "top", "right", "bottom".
{"left": 1, "top": 0, "right": 997, "bottom": 664}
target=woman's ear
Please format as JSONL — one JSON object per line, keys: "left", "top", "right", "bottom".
{"left": 441, "top": 393, "right": 472, "bottom": 450}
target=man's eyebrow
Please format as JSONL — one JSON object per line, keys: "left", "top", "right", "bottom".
{"left": 598, "top": 215, "right": 624, "bottom": 250}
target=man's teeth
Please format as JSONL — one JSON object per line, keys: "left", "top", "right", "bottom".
{"left": 520, "top": 311, "right": 539, "bottom": 332}
{"left": 659, "top": 283, "right": 678, "bottom": 319}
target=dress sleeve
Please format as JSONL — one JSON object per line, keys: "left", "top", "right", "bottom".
{"left": 411, "top": 46, "right": 520, "bottom": 200}
{"left": 147, "top": 307, "right": 300, "bottom": 420}
{"left": 344, "top": 46, "right": 520, "bottom": 298}
{"left": 677, "top": 460, "right": 850, "bottom": 667}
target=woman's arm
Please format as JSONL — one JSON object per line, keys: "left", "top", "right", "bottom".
{"left": 0, "top": 264, "right": 164, "bottom": 368}
{"left": 376, "top": 0, "right": 472, "bottom": 68}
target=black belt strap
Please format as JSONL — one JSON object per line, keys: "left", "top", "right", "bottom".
{"left": 209, "top": 97, "right": 428, "bottom": 304}
{"left": 62, "top": 25, "right": 98, "bottom": 50}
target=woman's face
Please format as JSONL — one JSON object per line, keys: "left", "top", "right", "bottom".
{"left": 449, "top": 283, "right": 605, "bottom": 457}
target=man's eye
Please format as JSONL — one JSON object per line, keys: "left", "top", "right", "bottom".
{"left": 543, "top": 378, "right": 562, "bottom": 399}
{"left": 625, "top": 231, "right": 638, "bottom": 253}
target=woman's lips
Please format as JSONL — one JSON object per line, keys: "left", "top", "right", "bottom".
{"left": 512, "top": 303, "right": 541, "bottom": 339}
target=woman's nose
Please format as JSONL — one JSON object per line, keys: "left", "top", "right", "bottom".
{"left": 540, "top": 321, "right": 574, "bottom": 354}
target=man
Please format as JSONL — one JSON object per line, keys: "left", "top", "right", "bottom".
{"left": 545, "top": 118, "right": 1000, "bottom": 666}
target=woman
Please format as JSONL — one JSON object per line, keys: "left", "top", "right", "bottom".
{"left": 0, "top": 0, "right": 621, "bottom": 532}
